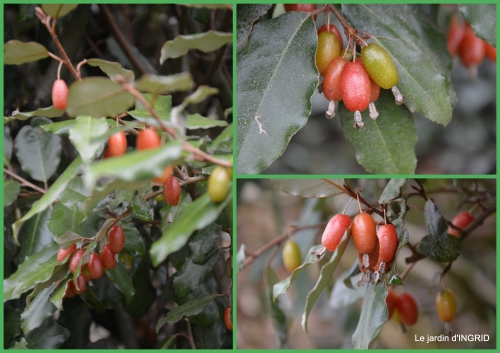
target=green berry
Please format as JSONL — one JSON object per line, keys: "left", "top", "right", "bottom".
{"left": 361, "top": 43, "right": 399, "bottom": 89}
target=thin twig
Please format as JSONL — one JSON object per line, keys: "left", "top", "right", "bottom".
{"left": 4, "top": 169, "right": 46, "bottom": 194}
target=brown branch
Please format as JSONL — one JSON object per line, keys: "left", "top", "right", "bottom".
{"left": 4, "top": 169, "right": 46, "bottom": 194}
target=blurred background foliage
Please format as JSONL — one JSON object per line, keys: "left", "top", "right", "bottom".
{"left": 236, "top": 179, "right": 496, "bottom": 348}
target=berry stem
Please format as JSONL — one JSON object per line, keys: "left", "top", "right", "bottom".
{"left": 369, "top": 102, "right": 379, "bottom": 119}
{"left": 343, "top": 197, "right": 355, "bottom": 214}
{"left": 391, "top": 86, "right": 405, "bottom": 105}
{"left": 326, "top": 100, "right": 336, "bottom": 119}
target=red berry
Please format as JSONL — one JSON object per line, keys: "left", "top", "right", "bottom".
{"left": 163, "top": 176, "right": 181, "bottom": 206}
{"left": 386, "top": 290, "right": 398, "bottom": 320}
{"left": 224, "top": 307, "right": 233, "bottom": 331}
{"left": 435, "top": 288, "right": 457, "bottom": 323}
{"left": 88, "top": 253, "right": 104, "bottom": 279}
{"left": 317, "top": 24, "right": 343, "bottom": 48}
{"left": 321, "top": 214, "right": 351, "bottom": 252}
{"left": 81, "top": 265, "right": 92, "bottom": 282}
{"left": 357, "top": 238, "right": 379, "bottom": 273}
{"left": 396, "top": 292, "right": 419, "bottom": 326}
{"left": 101, "top": 244, "right": 117, "bottom": 270}
{"left": 458, "top": 25, "right": 485, "bottom": 68}
{"left": 447, "top": 211, "right": 474, "bottom": 237}
{"left": 103, "top": 148, "right": 111, "bottom": 159}
{"left": 376, "top": 224, "right": 398, "bottom": 264}
{"left": 136, "top": 128, "right": 160, "bottom": 150}
{"left": 57, "top": 244, "right": 77, "bottom": 262}
{"left": 64, "top": 280, "right": 76, "bottom": 298}
{"left": 109, "top": 225, "right": 126, "bottom": 253}
{"left": 52, "top": 79, "right": 68, "bottom": 110}
{"left": 74, "top": 274, "right": 87, "bottom": 295}
{"left": 152, "top": 165, "right": 173, "bottom": 184}
{"left": 69, "top": 249, "right": 85, "bottom": 274}
{"left": 484, "top": 41, "right": 496, "bottom": 62}
{"left": 323, "top": 57, "right": 349, "bottom": 102}
{"left": 351, "top": 213, "right": 377, "bottom": 254}
{"left": 369, "top": 79, "right": 380, "bottom": 103}
{"left": 284, "top": 4, "right": 317, "bottom": 20}
{"left": 108, "top": 131, "right": 127, "bottom": 157}
{"left": 447, "top": 15, "right": 465, "bottom": 57}
{"left": 340, "top": 61, "right": 371, "bottom": 112}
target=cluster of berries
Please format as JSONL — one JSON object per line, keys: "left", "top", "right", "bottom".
{"left": 57, "top": 225, "right": 126, "bottom": 298}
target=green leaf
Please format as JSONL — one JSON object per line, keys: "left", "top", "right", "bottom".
{"left": 54, "top": 231, "right": 82, "bottom": 250}
{"left": 4, "top": 106, "right": 64, "bottom": 124}
{"left": 58, "top": 302, "right": 92, "bottom": 348}
{"left": 14, "top": 120, "right": 62, "bottom": 182}
{"left": 342, "top": 4, "right": 454, "bottom": 126}
{"left": 50, "top": 278, "right": 70, "bottom": 310}
{"left": 158, "top": 336, "right": 176, "bottom": 349}
{"left": 236, "top": 4, "right": 272, "bottom": 47}
{"left": 58, "top": 176, "right": 96, "bottom": 212}
{"left": 106, "top": 262, "right": 135, "bottom": 304}
{"left": 160, "top": 31, "right": 232, "bottom": 64}
{"left": 379, "top": 179, "right": 407, "bottom": 204}
{"left": 135, "top": 73, "right": 193, "bottom": 95}
{"left": 10, "top": 338, "right": 28, "bottom": 349}
{"left": 131, "top": 194, "right": 152, "bottom": 221}
{"left": 66, "top": 77, "right": 135, "bottom": 118}
{"left": 47, "top": 202, "right": 101, "bottom": 239}
{"left": 40, "top": 120, "right": 77, "bottom": 136}
{"left": 5, "top": 307, "right": 22, "bottom": 344}
{"left": 186, "top": 114, "right": 228, "bottom": 130}
{"left": 176, "top": 275, "right": 220, "bottom": 327}
{"left": 264, "top": 264, "right": 288, "bottom": 347}
{"left": 302, "top": 228, "right": 351, "bottom": 333}
{"left": 237, "top": 12, "right": 318, "bottom": 174}
{"left": 120, "top": 222, "right": 146, "bottom": 257}
{"left": 339, "top": 90, "right": 417, "bottom": 174}
{"left": 208, "top": 123, "right": 232, "bottom": 153}
{"left": 352, "top": 283, "right": 388, "bottom": 349}
{"left": 4, "top": 40, "right": 49, "bottom": 65}
{"left": 26, "top": 265, "right": 68, "bottom": 307}
{"left": 41, "top": 4, "right": 77, "bottom": 19}
{"left": 460, "top": 5, "right": 496, "bottom": 46}
{"left": 25, "top": 320, "right": 69, "bottom": 349}
{"left": 68, "top": 116, "right": 108, "bottom": 164}
{"left": 156, "top": 294, "right": 218, "bottom": 331}
{"left": 273, "top": 244, "right": 322, "bottom": 301}
{"left": 21, "top": 284, "right": 57, "bottom": 335}
{"left": 123, "top": 257, "right": 156, "bottom": 318}
{"left": 86, "top": 58, "right": 135, "bottom": 81}
{"left": 418, "top": 199, "right": 461, "bottom": 262}
{"left": 273, "top": 179, "right": 346, "bottom": 198}
{"left": 84, "top": 140, "right": 182, "bottom": 189}
{"left": 150, "top": 189, "right": 232, "bottom": 266}
{"left": 87, "top": 276, "right": 124, "bottom": 309}
{"left": 4, "top": 243, "right": 60, "bottom": 301}
{"left": 180, "top": 86, "right": 219, "bottom": 107}
{"left": 17, "top": 208, "right": 53, "bottom": 265}
{"left": 4, "top": 180, "right": 20, "bottom": 206}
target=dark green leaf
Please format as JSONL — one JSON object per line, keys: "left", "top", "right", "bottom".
{"left": 4, "top": 40, "right": 48, "bottom": 65}
{"left": 342, "top": 4, "right": 454, "bottom": 125}
{"left": 106, "top": 262, "right": 135, "bottom": 304}
{"left": 21, "top": 284, "right": 57, "bottom": 335}
{"left": 4, "top": 243, "right": 60, "bottom": 301}
{"left": 123, "top": 257, "right": 156, "bottom": 318}
{"left": 58, "top": 302, "right": 92, "bottom": 348}
{"left": 173, "top": 248, "right": 219, "bottom": 297}
{"left": 191, "top": 308, "right": 226, "bottom": 349}
{"left": 339, "top": 90, "right": 417, "bottom": 174}
{"left": 237, "top": 12, "right": 318, "bottom": 174}
{"left": 379, "top": 179, "right": 407, "bottom": 204}
{"left": 14, "top": 120, "right": 62, "bottom": 182}
{"left": 352, "top": 283, "right": 388, "bottom": 349}
{"left": 273, "top": 179, "right": 346, "bottom": 198}
{"left": 25, "top": 320, "right": 69, "bottom": 349}
{"left": 66, "top": 77, "right": 135, "bottom": 118}
{"left": 47, "top": 202, "right": 101, "bottom": 239}
{"left": 131, "top": 194, "right": 152, "bottom": 221}
{"left": 17, "top": 208, "right": 53, "bottom": 265}
{"left": 236, "top": 4, "right": 272, "bottom": 47}
{"left": 4, "top": 180, "right": 20, "bottom": 206}
{"left": 208, "top": 123, "right": 232, "bottom": 153}
{"left": 158, "top": 336, "right": 176, "bottom": 349}
{"left": 5, "top": 307, "right": 22, "bottom": 343}
{"left": 156, "top": 294, "right": 218, "bottom": 331}
{"left": 87, "top": 276, "right": 124, "bottom": 309}
{"left": 264, "top": 264, "right": 288, "bottom": 347}
{"left": 150, "top": 189, "right": 232, "bottom": 266}
{"left": 121, "top": 222, "right": 146, "bottom": 256}
{"left": 4, "top": 106, "right": 64, "bottom": 124}
{"left": 460, "top": 5, "right": 496, "bottom": 45}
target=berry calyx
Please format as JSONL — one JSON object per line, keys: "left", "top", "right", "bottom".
{"left": 361, "top": 43, "right": 399, "bottom": 89}
{"left": 340, "top": 61, "right": 371, "bottom": 117}
{"left": 351, "top": 213, "right": 377, "bottom": 254}
{"left": 447, "top": 15, "right": 465, "bottom": 57}
{"left": 224, "top": 306, "right": 233, "bottom": 331}
{"left": 101, "top": 244, "right": 117, "bottom": 270}
{"left": 447, "top": 211, "right": 474, "bottom": 237}
{"left": 163, "top": 176, "right": 181, "bottom": 206}
{"left": 69, "top": 249, "right": 85, "bottom": 274}
{"left": 57, "top": 244, "right": 77, "bottom": 262}
{"left": 317, "top": 24, "right": 343, "bottom": 48}
{"left": 323, "top": 56, "right": 349, "bottom": 102}
{"left": 109, "top": 225, "right": 126, "bottom": 253}
{"left": 208, "top": 166, "right": 230, "bottom": 203}
{"left": 386, "top": 289, "right": 398, "bottom": 320}
{"left": 458, "top": 24, "right": 485, "bottom": 69}
{"left": 152, "top": 165, "right": 173, "bottom": 184}
{"left": 107, "top": 131, "right": 127, "bottom": 157}
{"left": 52, "top": 79, "right": 68, "bottom": 110}
{"left": 321, "top": 214, "right": 351, "bottom": 252}
{"left": 435, "top": 288, "right": 456, "bottom": 323}
{"left": 284, "top": 4, "right": 317, "bottom": 20}
{"left": 282, "top": 239, "right": 302, "bottom": 272}
{"left": 396, "top": 292, "right": 418, "bottom": 326}
{"left": 136, "top": 128, "right": 160, "bottom": 150}
{"left": 74, "top": 274, "right": 87, "bottom": 295}
{"left": 316, "top": 31, "right": 341, "bottom": 76}
{"left": 88, "top": 253, "right": 104, "bottom": 279}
